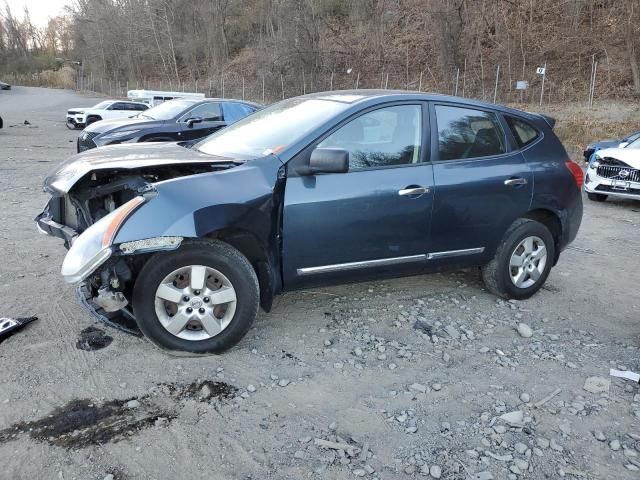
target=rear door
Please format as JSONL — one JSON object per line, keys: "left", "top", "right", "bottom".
{"left": 282, "top": 102, "right": 434, "bottom": 289}
{"left": 428, "top": 103, "right": 533, "bottom": 262}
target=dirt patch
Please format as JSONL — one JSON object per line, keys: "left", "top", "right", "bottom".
{"left": 0, "top": 380, "right": 236, "bottom": 449}
{"left": 76, "top": 326, "right": 113, "bottom": 351}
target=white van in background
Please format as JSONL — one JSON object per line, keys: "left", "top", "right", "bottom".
{"left": 127, "top": 90, "right": 205, "bottom": 107}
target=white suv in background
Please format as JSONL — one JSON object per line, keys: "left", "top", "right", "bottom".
{"left": 66, "top": 100, "right": 148, "bottom": 130}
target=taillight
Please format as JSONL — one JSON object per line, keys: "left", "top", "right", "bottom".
{"left": 565, "top": 161, "right": 584, "bottom": 188}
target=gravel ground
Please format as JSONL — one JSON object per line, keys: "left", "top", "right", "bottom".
{"left": 0, "top": 87, "right": 639, "bottom": 480}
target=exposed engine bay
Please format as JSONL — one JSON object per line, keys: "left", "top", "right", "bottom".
{"left": 59, "top": 163, "right": 229, "bottom": 234}
{"left": 37, "top": 160, "right": 237, "bottom": 321}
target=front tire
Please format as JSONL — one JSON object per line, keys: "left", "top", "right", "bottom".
{"left": 481, "top": 218, "right": 555, "bottom": 300}
{"left": 86, "top": 115, "right": 101, "bottom": 126}
{"left": 132, "top": 240, "right": 259, "bottom": 353}
{"left": 587, "top": 192, "right": 607, "bottom": 202}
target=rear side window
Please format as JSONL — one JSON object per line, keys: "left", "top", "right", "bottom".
{"left": 129, "top": 103, "right": 148, "bottom": 111}
{"left": 435, "top": 105, "right": 506, "bottom": 161}
{"left": 223, "top": 103, "right": 256, "bottom": 123}
{"left": 505, "top": 116, "right": 539, "bottom": 148}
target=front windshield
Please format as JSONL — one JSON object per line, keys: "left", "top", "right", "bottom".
{"left": 195, "top": 97, "right": 349, "bottom": 158}
{"left": 93, "top": 101, "right": 112, "bottom": 109}
{"left": 141, "top": 99, "right": 195, "bottom": 120}
{"left": 626, "top": 137, "right": 640, "bottom": 149}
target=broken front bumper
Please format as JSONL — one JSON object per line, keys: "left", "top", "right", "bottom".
{"left": 77, "top": 283, "right": 140, "bottom": 336}
{"left": 35, "top": 199, "right": 77, "bottom": 246}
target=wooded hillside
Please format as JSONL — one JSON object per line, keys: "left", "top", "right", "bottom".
{"left": 2, "top": 0, "right": 640, "bottom": 103}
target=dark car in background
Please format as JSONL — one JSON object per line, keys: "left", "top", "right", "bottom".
{"left": 77, "top": 98, "right": 261, "bottom": 152}
{"left": 38, "top": 90, "right": 583, "bottom": 353}
{"left": 583, "top": 130, "right": 640, "bottom": 162}
{"left": 0, "top": 81, "right": 10, "bottom": 90}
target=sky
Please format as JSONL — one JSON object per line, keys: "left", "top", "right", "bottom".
{"left": 8, "top": 0, "right": 71, "bottom": 27}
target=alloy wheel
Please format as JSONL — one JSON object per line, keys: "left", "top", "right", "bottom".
{"left": 508, "top": 236, "right": 548, "bottom": 289}
{"left": 154, "top": 265, "right": 237, "bottom": 340}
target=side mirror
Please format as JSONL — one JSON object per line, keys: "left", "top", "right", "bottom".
{"left": 299, "top": 148, "right": 349, "bottom": 175}
{"left": 186, "top": 117, "right": 203, "bottom": 128}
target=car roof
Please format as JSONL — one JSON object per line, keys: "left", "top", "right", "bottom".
{"left": 300, "top": 89, "right": 544, "bottom": 122}
{"left": 159, "top": 98, "right": 261, "bottom": 109}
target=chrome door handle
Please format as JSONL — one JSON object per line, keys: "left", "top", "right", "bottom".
{"left": 504, "top": 178, "right": 528, "bottom": 186}
{"left": 399, "top": 187, "right": 429, "bottom": 196}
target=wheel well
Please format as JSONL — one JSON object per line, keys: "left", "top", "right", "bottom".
{"left": 207, "top": 229, "right": 266, "bottom": 265}
{"left": 523, "top": 209, "right": 562, "bottom": 263}
{"left": 205, "top": 229, "right": 275, "bottom": 312}
{"left": 87, "top": 115, "right": 102, "bottom": 121}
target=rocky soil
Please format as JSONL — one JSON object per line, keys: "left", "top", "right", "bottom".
{"left": 0, "top": 87, "right": 639, "bottom": 480}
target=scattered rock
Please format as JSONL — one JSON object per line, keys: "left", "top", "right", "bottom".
{"left": 429, "top": 465, "right": 442, "bottom": 478}
{"left": 247, "top": 384, "right": 256, "bottom": 393}
{"left": 125, "top": 399, "right": 140, "bottom": 409}
{"left": 278, "top": 379, "right": 290, "bottom": 387}
{"left": 410, "top": 383, "right": 427, "bottom": 393}
{"left": 499, "top": 410, "right": 524, "bottom": 425}
{"left": 517, "top": 323, "right": 533, "bottom": 338}
{"left": 610, "top": 439, "right": 621, "bottom": 451}
{"left": 583, "top": 376, "right": 610, "bottom": 394}
{"left": 432, "top": 383, "right": 442, "bottom": 391}
{"left": 593, "top": 430, "right": 606, "bottom": 442}
{"left": 520, "top": 393, "right": 530, "bottom": 403}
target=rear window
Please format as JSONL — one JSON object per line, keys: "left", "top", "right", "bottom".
{"left": 435, "top": 105, "right": 506, "bottom": 161}
{"left": 505, "top": 116, "right": 540, "bottom": 148}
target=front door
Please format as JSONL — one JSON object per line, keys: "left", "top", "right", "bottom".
{"left": 428, "top": 103, "right": 533, "bottom": 261}
{"left": 179, "top": 102, "right": 226, "bottom": 141}
{"left": 282, "top": 103, "right": 434, "bottom": 289}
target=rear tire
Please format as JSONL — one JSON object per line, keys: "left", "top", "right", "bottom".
{"left": 587, "top": 192, "right": 607, "bottom": 202}
{"left": 481, "top": 218, "right": 555, "bottom": 300}
{"left": 132, "top": 240, "right": 259, "bottom": 353}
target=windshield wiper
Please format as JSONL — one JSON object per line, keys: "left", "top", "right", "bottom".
{"left": 139, "top": 114, "right": 154, "bottom": 119}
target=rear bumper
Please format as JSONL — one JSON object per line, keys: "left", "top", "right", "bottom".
{"left": 559, "top": 192, "right": 583, "bottom": 254}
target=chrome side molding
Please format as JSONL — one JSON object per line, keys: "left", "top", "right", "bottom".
{"left": 297, "top": 254, "right": 428, "bottom": 276}
{"left": 298, "top": 247, "right": 486, "bottom": 276}
{"left": 426, "top": 247, "right": 485, "bottom": 260}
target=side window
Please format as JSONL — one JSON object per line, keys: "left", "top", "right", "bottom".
{"left": 505, "top": 116, "right": 539, "bottom": 148}
{"left": 223, "top": 103, "right": 255, "bottom": 123}
{"left": 317, "top": 105, "right": 422, "bottom": 170}
{"left": 185, "top": 103, "right": 223, "bottom": 122}
{"left": 435, "top": 105, "right": 506, "bottom": 161}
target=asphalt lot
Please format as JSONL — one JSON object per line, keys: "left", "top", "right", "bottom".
{"left": 0, "top": 86, "right": 639, "bottom": 480}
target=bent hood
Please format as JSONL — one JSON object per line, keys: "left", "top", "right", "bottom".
{"left": 44, "top": 142, "right": 236, "bottom": 194}
{"left": 595, "top": 147, "right": 640, "bottom": 169}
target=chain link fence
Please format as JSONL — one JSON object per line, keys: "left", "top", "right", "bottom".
{"left": 6, "top": 64, "right": 604, "bottom": 107}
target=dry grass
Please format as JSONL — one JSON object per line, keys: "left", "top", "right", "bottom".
{"left": 5, "top": 66, "right": 76, "bottom": 90}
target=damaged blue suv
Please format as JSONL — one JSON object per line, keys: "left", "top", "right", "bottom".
{"left": 36, "top": 91, "right": 583, "bottom": 353}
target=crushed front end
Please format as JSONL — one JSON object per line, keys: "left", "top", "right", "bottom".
{"left": 35, "top": 146, "right": 237, "bottom": 328}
